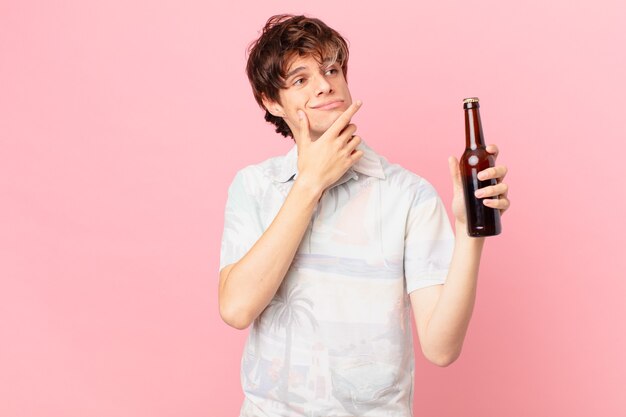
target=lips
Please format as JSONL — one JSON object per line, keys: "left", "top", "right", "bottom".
{"left": 312, "top": 100, "right": 344, "bottom": 110}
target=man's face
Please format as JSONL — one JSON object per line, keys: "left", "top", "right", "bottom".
{"left": 264, "top": 54, "right": 352, "bottom": 142}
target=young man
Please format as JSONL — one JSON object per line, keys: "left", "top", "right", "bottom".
{"left": 218, "top": 14, "right": 510, "bottom": 416}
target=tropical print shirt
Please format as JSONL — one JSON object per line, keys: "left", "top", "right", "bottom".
{"left": 219, "top": 139, "right": 455, "bottom": 417}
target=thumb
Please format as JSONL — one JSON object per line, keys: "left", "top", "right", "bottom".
{"left": 448, "top": 156, "right": 463, "bottom": 193}
{"left": 297, "top": 110, "right": 311, "bottom": 144}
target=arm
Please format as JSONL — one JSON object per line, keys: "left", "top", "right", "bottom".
{"left": 219, "top": 101, "right": 364, "bottom": 330}
{"left": 219, "top": 178, "right": 323, "bottom": 330}
{"left": 410, "top": 228, "right": 483, "bottom": 366}
{"left": 411, "top": 145, "right": 510, "bottom": 366}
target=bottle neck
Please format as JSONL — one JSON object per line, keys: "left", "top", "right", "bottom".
{"left": 464, "top": 106, "right": 485, "bottom": 149}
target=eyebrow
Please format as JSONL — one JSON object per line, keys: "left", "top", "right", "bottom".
{"left": 285, "top": 66, "right": 307, "bottom": 80}
{"left": 285, "top": 59, "right": 337, "bottom": 80}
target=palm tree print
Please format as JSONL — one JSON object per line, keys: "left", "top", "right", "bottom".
{"left": 265, "top": 284, "right": 319, "bottom": 403}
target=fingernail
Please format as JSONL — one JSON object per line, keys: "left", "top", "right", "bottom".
{"left": 477, "top": 172, "right": 486, "bottom": 180}
{"left": 475, "top": 190, "right": 484, "bottom": 198}
{"left": 355, "top": 100, "right": 362, "bottom": 106}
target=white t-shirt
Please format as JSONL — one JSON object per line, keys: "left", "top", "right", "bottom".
{"left": 219, "top": 139, "right": 455, "bottom": 417}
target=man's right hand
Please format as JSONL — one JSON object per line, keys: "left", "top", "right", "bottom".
{"left": 294, "top": 100, "right": 364, "bottom": 194}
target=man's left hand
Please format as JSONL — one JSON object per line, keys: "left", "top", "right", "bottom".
{"left": 448, "top": 144, "right": 510, "bottom": 226}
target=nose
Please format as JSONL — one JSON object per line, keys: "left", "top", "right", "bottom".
{"left": 314, "top": 74, "right": 332, "bottom": 95}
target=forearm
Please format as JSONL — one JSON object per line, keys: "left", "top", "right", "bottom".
{"left": 220, "top": 177, "right": 324, "bottom": 328}
{"left": 424, "top": 221, "right": 485, "bottom": 363}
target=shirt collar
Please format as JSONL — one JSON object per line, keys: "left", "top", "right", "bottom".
{"left": 271, "top": 138, "right": 386, "bottom": 183}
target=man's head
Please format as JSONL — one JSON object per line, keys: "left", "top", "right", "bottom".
{"left": 246, "top": 14, "right": 352, "bottom": 142}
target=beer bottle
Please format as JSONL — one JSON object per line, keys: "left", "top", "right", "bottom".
{"left": 460, "top": 97, "right": 502, "bottom": 237}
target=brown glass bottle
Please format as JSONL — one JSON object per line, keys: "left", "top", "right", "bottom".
{"left": 460, "top": 97, "right": 501, "bottom": 237}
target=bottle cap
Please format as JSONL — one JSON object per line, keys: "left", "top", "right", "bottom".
{"left": 463, "top": 97, "right": 479, "bottom": 103}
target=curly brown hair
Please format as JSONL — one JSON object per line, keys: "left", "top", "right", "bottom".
{"left": 245, "top": 14, "right": 350, "bottom": 140}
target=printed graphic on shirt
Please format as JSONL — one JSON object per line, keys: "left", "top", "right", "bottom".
{"left": 218, "top": 140, "right": 455, "bottom": 416}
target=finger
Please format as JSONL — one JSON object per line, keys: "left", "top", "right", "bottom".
{"left": 345, "top": 134, "right": 362, "bottom": 154}
{"left": 324, "top": 100, "right": 363, "bottom": 140}
{"left": 338, "top": 123, "right": 358, "bottom": 145}
{"left": 483, "top": 196, "right": 510, "bottom": 213}
{"left": 486, "top": 144, "right": 499, "bottom": 158}
{"left": 297, "top": 109, "right": 311, "bottom": 143}
{"left": 477, "top": 165, "right": 508, "bottom": 181}
{"left": 474, "top": 182, "right": 508, "bottom": 199}
{"left": 448, "top": 156, "right": 463, "bottom": 193}
{"left": 349, "top": 149, "right": 364, "bottom": 163}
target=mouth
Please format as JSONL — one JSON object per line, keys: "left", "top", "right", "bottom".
{"left": 311, "top": 100, "right": 344, "bottom": 110}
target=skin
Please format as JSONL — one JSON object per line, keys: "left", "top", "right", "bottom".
{"left": 263, "top": 54, "right": 354, "bottom": 142}
{"left": 220, "top": 53, "right": 511, "bottom": 367}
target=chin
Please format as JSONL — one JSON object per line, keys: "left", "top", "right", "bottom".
{"left": 310, "top": 111, "right": 342, "bottom": 130}
{"left": 324, "top": 110, "right": 344, "bottom": 120}
{"left": 313, "top": 122, "right": 336, "bottom": 134}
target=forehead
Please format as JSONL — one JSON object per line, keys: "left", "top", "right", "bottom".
{"left": 285, "top": 54, "right": 337, "bottom": 74}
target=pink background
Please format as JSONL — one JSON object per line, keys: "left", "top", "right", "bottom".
{"left": 1, "top": 0, "right": 624, "bottom": 416}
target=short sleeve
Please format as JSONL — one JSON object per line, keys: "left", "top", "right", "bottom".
{"left": 218, "top": 169, "right": 264, "bottom": 273}
{"left": 404, "top": 179, "right": 455, "bottom": 294}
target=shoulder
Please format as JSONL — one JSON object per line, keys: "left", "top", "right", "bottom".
{"left": 378, "top": 156, "right": 439, "bottom": 202}
{"left": 228, "top": 153, "right": 285, "bottom": 191}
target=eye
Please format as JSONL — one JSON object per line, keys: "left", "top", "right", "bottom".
{"left": 293, "top": 78, "right": 305, "bottom": 86}
{"left": 326, "top": 68, "right": 338, "bottom": 75}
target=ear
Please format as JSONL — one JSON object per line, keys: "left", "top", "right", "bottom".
{"left": 261, "top": 93, "right": 285, "bottom": 118}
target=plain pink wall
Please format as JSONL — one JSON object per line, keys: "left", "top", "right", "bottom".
{"left": 1, "top": 0, "right": 624, "bottom": 416}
